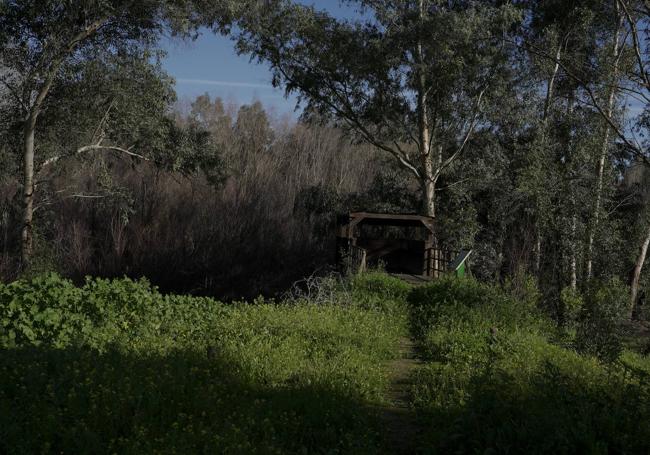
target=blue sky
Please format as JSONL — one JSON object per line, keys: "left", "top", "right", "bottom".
{"left": 161, "top": 1, "right": 361, "bottom": 117}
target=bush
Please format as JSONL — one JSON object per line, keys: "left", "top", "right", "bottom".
{"left": 559, "top": 286, "right": 584, "bottom": 326}
{"left": 504, "top": 270, "right": 542, "bottom": 309}
{"left": 576, "top": 278, "right": 630, "bottom": 362}
{"left": 0, "top": 273, "right": 88, "bottom": 348}
{"left": 352, "top": 272, "right": 411, "bottom": 309}
{"left": 407, "top": 276, "right": 540, "bottom": 341}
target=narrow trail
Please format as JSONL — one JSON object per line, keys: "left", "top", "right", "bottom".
{"left": 377, "top": 337, "right": 423, "bottom": 455}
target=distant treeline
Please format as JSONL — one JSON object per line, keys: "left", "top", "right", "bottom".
{"left": 2, "top": 1, "right": 650, "bottom": 313}
{"left": 1, "top": 94, "right": 408, "bottom": 298}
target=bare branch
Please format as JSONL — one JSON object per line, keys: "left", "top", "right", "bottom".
{"left": 39, "top": 142, "right": 149, "bottom": 173}
{"left": 75, "top": 144, "right": 148, "bottom": 160}
{"left": 618, "top": 0, "right": 650, "bottom": 90}
{"left": 90, "top": 99, "right": 116, "bottom": 144}
{"left": 522, "top": 39, "right": 649, "bottom": 163}
{"left": 436, "top": 88, "right": 486, "bottom": 177}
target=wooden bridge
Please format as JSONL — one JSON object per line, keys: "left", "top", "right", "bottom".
{"left": 336, "top": 212, "right": 469, "bottom": 280}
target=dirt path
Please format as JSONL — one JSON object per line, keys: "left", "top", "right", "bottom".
{"left": 377, "top": 337, "right": 422, "bottom": 455}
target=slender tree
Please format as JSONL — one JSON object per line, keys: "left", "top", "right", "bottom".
{"left": 0, "top": 0, "right": 200, "bottom": 269}
{"left": 228, "top": 0, "right": 520, "bottom": 217}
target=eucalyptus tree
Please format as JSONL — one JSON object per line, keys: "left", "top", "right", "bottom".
{"left": 0, "top": 0, "right": 211, "bottom": 269}
{"left": 609, "top": 1, "right": 650, "bottom": 309}
{"left": 228, "top": 0, "right": 520, "bottom": 217}
{"left": 516, "top": 0, "right": 625, "bottom": 292}
{"left": 518, "top": 0, "right": 591, "bottom": 279}
{"left": 527, "top": 0, "right": 650, "bottom": 310}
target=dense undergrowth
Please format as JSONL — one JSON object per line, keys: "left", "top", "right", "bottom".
{"left": 0, "top": 272, "right": 407, "bottom": 454}
{"left": 409, "top": 277, "right": 650, "bottom": 454}
{"left": 2, "top": 271, "right": 650, "bottom": 453}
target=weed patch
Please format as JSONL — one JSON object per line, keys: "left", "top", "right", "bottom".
{"left": 409, "top": 276, "right": 650, "bottom": 454}
{"left": 0, "top": 273, "right": 407, "bottom": 454}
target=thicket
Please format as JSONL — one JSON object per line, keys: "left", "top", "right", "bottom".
{"left": 0, "top": 96, "right": 421, "bottom": 298}
{"left": 409, "top": 276, "right": 650, "bottom": 454}
{"left": 0, "top": 272, "right": 407, "bottom": 454}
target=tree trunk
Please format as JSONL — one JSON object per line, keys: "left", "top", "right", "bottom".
{"left": 570, "top": 211, "right": 578, "bottom": 290}
{"left": 631, "top": 222, "right": 650, "bottom": 315}
{"left": 534, "top": 42, "right": 563, "bottom": 277}
{"left": 418, "top": 98, "right": 435, "bottom": 217}
{"left": 566, "top": 95, "right": 578, "bottom": 290}
{"left": 20, "top": 117, "right": 37, "bottom": 271}
{"left": 16, "top": 21, "right": 105, "bottom": 271}
{"left": 417, "top": 0, "right": 435, "bottom": 218}
{"left": 543, "top": 43, "right": 562, "bottom": 124}
{"left": 422, "top": 170, "right": 436, "bottom": 218}
{"left": 586, "top": 11, "right": 622, "bottom": 281}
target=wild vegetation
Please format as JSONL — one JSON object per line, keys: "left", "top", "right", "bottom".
{"left": 2, "top": 271, "right": 650, "bottom": 453}
{"left": 409, "top": 277, "right": 650, "bottom": 453}
{"left": 3, "top": 0, "right": 650, "bottom": 308}
{"left": 3, "top": 1, "right": 650, "bottom": 452}
{"left": 0, "top": 272, "right": 407, "bottom": 453}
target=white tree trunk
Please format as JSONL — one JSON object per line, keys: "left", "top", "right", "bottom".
{"left": 534, "top": 42, "right": 562, "bottom": 277}
{"left": 17, "top": 20, "right": 105, "bottom": 271}
{"left": 20, "top": 117, "right": 36, "bottom": 270}
{"left": 631, "top": 223, "right": 650, "bottom": 314}
{"left": 586, "top": 11, "right": 622, "bottom": 280}
{"left": 423, "top": 175, "right": 436, "bottom": 218}
{"left": 543, "top": 44, "right": 562, "bottom": 123}
{"left": 570, "top": 211, "right": 577, "bottom": 290}
{"left": 418, "top": 0, "right": 435, "bottom": 218}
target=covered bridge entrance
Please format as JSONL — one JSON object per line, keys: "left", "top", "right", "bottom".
{"left": 336, "top": 212, "right": 455, "bottom": 280}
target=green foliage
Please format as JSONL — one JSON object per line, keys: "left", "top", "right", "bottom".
{"left": 352, "top": 271, "right": 412, "bottom": 302}
{"left": 576, "top": 278, "right": 630, "bottom": 362}
{"left": 408, "top": 275, "right": 540, "bottom": 341}
{"left": 0, "top": 273, "right": 86, "bottom": 348}
{"left": 3, "top": 271, "right": 650, "bottom": 453}
{"left": 0, "top": 272, "right": 406, "bottom": 454}
{"left": 504, "top": 270, "right": 543, "bottom": 310}
{"left": 351, "top": 271, "right": 412, "bottom": 319}
{"left": 408, "top": 275, "right": 650, "bottom": 454}
{"left": 232, "top": 0, "right": 520, "bottom": 218}
{"left": 560, "top": 286, "right": 584, "bottom": 325}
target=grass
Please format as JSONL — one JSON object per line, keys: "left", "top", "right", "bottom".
{"left": 3, "top": 271, "right": 650, "bottom": 453}
{"left": 408, "top": 276, "right": 650, "bottom": 454}
{"left": 0, "top": 272, "right": 408, "bottom": 454}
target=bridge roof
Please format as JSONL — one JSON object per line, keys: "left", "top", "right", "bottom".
{"left": 339, "top": 212, "right": 435, "bottom": 232}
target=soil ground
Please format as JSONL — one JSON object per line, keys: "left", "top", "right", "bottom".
{"left": 376, "top": 337, "right": 423, "bottom": 455}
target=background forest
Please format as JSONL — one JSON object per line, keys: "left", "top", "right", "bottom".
{"left": 5, "top": 1, "right": 650, "bottom": 453}
{"left": 1, "top": 0, "right": 650, "bottom": 311}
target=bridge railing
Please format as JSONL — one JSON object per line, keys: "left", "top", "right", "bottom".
{"left": 424, "top": 247, "right": 455, "bottom": 278}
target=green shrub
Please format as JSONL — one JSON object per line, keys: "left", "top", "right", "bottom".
{"left": 413, "top": 344, "right": 650, "bottom": 454}
{"left": 504, "top": 270, "right": 542, "bottom": 309}
{"left": 79, "top": 276, "right": 165, "bottom": 350}
{"left": 352, "top": 271, "right": 412, "bottom": 301}
{"left": 0, "top": 273, "right": 89, "bottom": 348}
{"left": 560, "top": 286, "right": 584, "bottom": 326}
{"left": 0, "top": 273, "right": 231, "bottom": 352}
{"left": 349, "top": 272, "right": 411, "bottom": 324}
{"left": 407, "top": 276, "right": 541, "bottom": 341}
{"left": 576, "top": 278, "right": 630, "bottom": 362}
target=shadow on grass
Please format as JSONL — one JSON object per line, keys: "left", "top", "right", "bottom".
{"left": 414, "top": 360, "right": 650, "bottom": 455}
{"left": 0, "top": 346, "right": 381, "bottom": 454}
{"left": 404, "top": 286, "right": 650, "bottom": 453}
